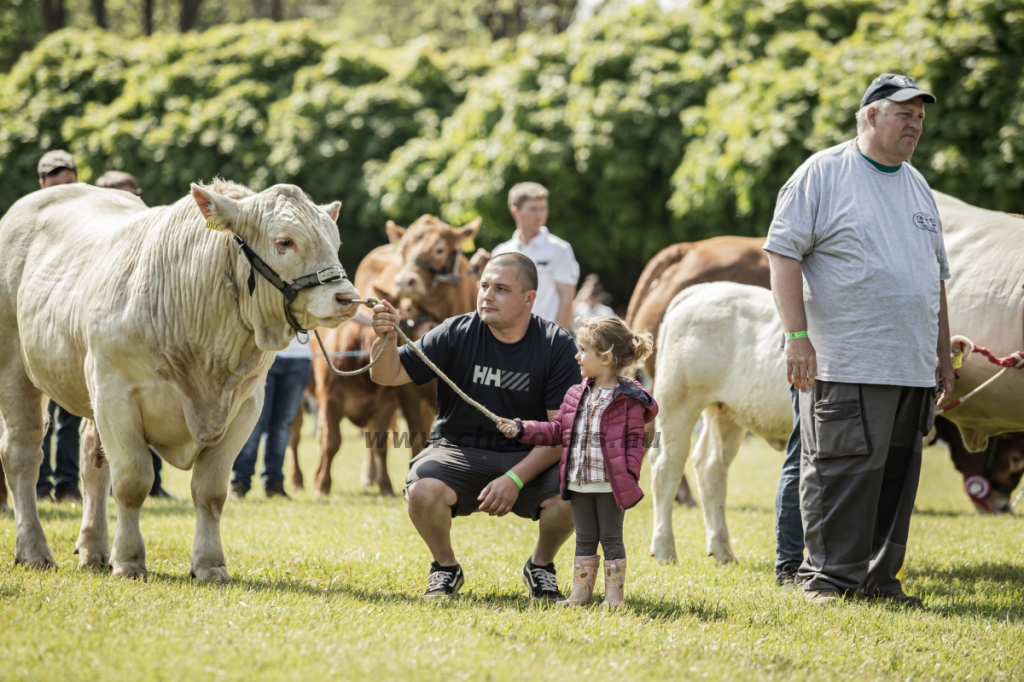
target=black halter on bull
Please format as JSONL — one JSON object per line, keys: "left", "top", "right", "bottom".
{"left": 231, "top": 234, "right": 347, "bottom": 333}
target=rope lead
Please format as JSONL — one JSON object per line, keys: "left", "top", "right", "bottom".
{"left": 314, "top": 298, "right": 502, "bottom": 424}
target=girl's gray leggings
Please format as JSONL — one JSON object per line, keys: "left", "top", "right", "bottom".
{"left": 570, "top": 490, "right": 626, "bottom": 560}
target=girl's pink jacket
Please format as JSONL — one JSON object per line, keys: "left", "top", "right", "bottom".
{"left": 516, "top": 377, "right": 658, "bottom": 511}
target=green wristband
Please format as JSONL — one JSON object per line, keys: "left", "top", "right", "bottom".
{"left": 505, "top": 471, "right": 524, "bottom": 490}
{"left": 786, "top": 331, "right": 809, "bottom": 340}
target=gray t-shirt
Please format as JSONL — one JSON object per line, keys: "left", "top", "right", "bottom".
{"left": 764, "top": 139, "right": 950, "bottom": 387}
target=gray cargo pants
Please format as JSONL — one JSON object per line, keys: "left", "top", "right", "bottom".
{"left": 797, "top": 381, "right": 933, "bottom": 595}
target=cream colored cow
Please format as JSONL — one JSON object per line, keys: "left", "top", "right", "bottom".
{"left": 648, "top": 282, "right": 792, "bottom": 564}
{"left": 0, "top": 180, "right": 358, "bottom": 581}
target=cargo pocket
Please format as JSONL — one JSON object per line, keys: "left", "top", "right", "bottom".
{"left": 813, "top": 395, "right": 871, "bottom": 459}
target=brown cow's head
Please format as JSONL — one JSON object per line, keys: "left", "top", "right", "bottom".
{"left": 398, "top": 298, "right": 439, "bottom": 342}
{"left": 386, "top": 215, "right": 481, "bottom": 302}
{"left": 933, "top": 417, "right": 1024, "bottom": 513}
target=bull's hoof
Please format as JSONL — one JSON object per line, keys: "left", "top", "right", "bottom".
{"left": 289, "top": 477, "right": 304, "bottom": 492}
{"left": 111, "top": 560, "right": 149, "bottom": 581}
{"left": 15, "top": 548, "right": 57, "bottom": 570}
{"left": 650, "top": 543, "right": 679, "bottom": 564}
{"left": 708, "top": 546, "right": 738, "bottom": 565}
{"left": 191, "top": 565, "right": 231, "bottom": 584}
{"left": 75, "top": 544, "right": 111, "bottom": 570}
{"left": 314, "top": 489, "right": 331, "bottom": 499}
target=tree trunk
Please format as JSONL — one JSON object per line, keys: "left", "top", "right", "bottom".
{"left": 41, "top": 0, "right": 65, "bottom": 33}
{"left": 91, "top": 0, "right": 107, "bottom": 29}
{"left": 180, "top": 0, "right": 203, "bottom": 32}
{"left": 270, "top": 0, "right": 283, "bottom": 21}
{"left": 143, "top": 0, "right": 154, "bottom": 35}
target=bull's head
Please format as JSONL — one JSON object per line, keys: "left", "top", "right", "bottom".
{"left": 934, "top": 416, "right": 1024, "bottom": 513}
{"left": 386, "top": 215, "right": 481, "bottom": 302}
{"left": 191, "top": 182, "right": 360, "bottom": 350}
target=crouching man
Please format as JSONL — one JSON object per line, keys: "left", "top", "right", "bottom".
{"left": 370, "top": 253, "right": 580, "bottom": 598}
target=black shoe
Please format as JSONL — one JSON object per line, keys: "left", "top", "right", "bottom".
{"left": 228, "top": 481, "right": 249, "bottom": 500}
{"left": 54, "top": 484, "right": 83, "bottom": 504}
{"left": 265, "top": 481, "right": 291, "bottom": 499}
{"left": 424, "top": 562, "right": 464, "bottom": 598}
{"left": 522, "top": 559, "right": 561, "bottom": 600}
{"left": 775, "top": 561, "right": 801, "bottom": 587}
{"left": 36, "top": 487, "right": 54, "bottom": 503}
{"left": 855, "top": 589, "right": 923, "bottom": 608}
{"left": 149, "top": 486, "right": 178, "bottom": 501}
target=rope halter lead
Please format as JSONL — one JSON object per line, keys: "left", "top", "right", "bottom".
{"left": 413, "top": 248, "right": 473, "bottom": 296}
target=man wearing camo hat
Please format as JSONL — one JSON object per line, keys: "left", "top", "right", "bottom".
{"left": 765, "top": 74, "right": 955, "bottom": 607}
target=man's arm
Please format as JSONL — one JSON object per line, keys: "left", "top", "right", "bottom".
{"left": 936, "top": 281, "right": 955, "bottom": 404}
{"left": 555, "top": 283, "right": 575, "bottom": 329}
{"left": 368, "top": 299, "right": 413, "bottom": 386}
{"left": 477, "top": 409, "right": 561, "bottom": 516}
{"left": 767, "top": 251, "right": 816, "bottom": 392}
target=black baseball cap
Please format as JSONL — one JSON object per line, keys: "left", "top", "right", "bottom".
{"left": 37, "top": 149, "right": 77, "bottom": 177}
{"left": 860, "top": 73, "right": 936, "bottom": 108}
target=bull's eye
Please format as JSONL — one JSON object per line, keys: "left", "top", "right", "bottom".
{"left": 276, "top": 239, "right": 293, "bottom": 250}
{"left": 435, "top": 245, "right": 444, "bottom": 254}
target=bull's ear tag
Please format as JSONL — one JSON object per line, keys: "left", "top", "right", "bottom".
{"left": 205, "top": 217, "right": 222, "bottom": 231}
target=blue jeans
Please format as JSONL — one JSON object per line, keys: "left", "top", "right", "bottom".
{"left": 231, "top": 357, "right": 311, "bottom": 489}
{"left": 38, "top": 401, "right": 81, "bottom": 493}
{"left": 775, "top": 386, "right": 804, "bottom": 571}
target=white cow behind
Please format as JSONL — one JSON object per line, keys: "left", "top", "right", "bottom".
{"left": 0, "top": 180, "right": 359, "bottom": 581}
{"left": 649, "top": 282, "right": 792, "bottom": 563}
{"left": 936, "top": 191, "right": 1024, "bottom": 448}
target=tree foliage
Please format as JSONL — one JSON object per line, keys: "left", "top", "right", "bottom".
{"left": 3, "top": 0, "right": 1024, "bottom": 303}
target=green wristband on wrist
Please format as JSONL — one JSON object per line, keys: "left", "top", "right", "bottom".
{"left": 506, "top": 471, "right": 524, "bottom": 490}
{"left": 786, "top": 331, "right": 809, "bottom": 340}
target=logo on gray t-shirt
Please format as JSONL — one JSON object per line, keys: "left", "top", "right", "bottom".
{"left": 913, "top": 212, "right": 939, "bottom": 232}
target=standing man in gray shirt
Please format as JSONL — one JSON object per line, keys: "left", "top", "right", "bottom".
{"left": 764, "top": 74, "right": 956, "bottom": 607}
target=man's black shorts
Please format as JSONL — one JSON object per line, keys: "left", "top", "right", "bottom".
{"left": 405, "top": 439, "right": 561, "bottom": 519}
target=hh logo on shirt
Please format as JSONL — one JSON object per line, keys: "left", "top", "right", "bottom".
{"left": 913, "top": 212, "right": 939, "bottom": 233}
{"left": 473, "top": 365, "right": 530, "bottom": 392}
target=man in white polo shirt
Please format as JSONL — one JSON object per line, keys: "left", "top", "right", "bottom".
{"left": 491, "top": 182, "right": 579, "bottom": 329}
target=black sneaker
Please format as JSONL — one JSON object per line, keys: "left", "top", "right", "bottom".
{"left": 775, "top": 561, "right": 801, "bottom": 587}
{"left": 424, "top": 562, "right": 464, "bottom": 598}
{"left": 522, "top": 559, "right": 561, "bottom": 600}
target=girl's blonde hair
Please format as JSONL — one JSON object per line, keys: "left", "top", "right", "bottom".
{"left": 575, "top": 316, "right": 654, "bottom": 375}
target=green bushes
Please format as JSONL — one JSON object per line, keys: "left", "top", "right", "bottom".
{"left": 3, "top": 1, "right": 1024, "bottom": 301}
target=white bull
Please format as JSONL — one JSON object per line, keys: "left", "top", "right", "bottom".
{"left": 935, "top": 191, "right": 1024, "bottom": 448}
{"left": 0, "top": 180, "right": 359, "bottom": 581}
{"left": 649, "top": 282, "right": 791, "bottom": 563}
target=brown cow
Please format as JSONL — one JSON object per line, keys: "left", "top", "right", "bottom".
{"left": 290, "top": 215, "right": 480, "bottom": 496}
{"left": 627, "top": 236, "right": 770, "bottom": 378}
{"left": 627, "top": 236, "right": 771, "bottom": 506}
{"left": 932, "top": 416, "right": 1024, "bottom": 514}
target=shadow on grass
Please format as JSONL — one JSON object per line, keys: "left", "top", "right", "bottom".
{"left": 628, "top": 594, "right": 730, "bottom": 622}
{"left": 911, "top": 508, "right": 976, "bottom": 518}
{"left": 911, "top": 560, "right": 1024, "bottom": 620}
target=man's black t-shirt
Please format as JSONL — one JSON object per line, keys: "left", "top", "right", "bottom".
{"left": 398, "top": 312, "right": 581, "bottom": 452}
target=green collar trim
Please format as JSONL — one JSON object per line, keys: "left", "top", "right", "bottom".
{"left": 856, "top": 145, "right": 902, "bottom": 173}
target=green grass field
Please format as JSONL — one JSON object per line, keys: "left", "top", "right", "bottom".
{"left": 2, "top": 418, "right": 1022, "bottom": 681}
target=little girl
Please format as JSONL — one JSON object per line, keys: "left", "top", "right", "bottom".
{"left": 498, "top": 316, "right": 657, "bottom": 608}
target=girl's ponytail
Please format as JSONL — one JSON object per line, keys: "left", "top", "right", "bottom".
{"left": 629, "top": 330, "right": 655, "bottom": 368}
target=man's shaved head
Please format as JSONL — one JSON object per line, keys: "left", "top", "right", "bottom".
{"left": 487, "top": 252, "right": 538, "bottom": 293}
